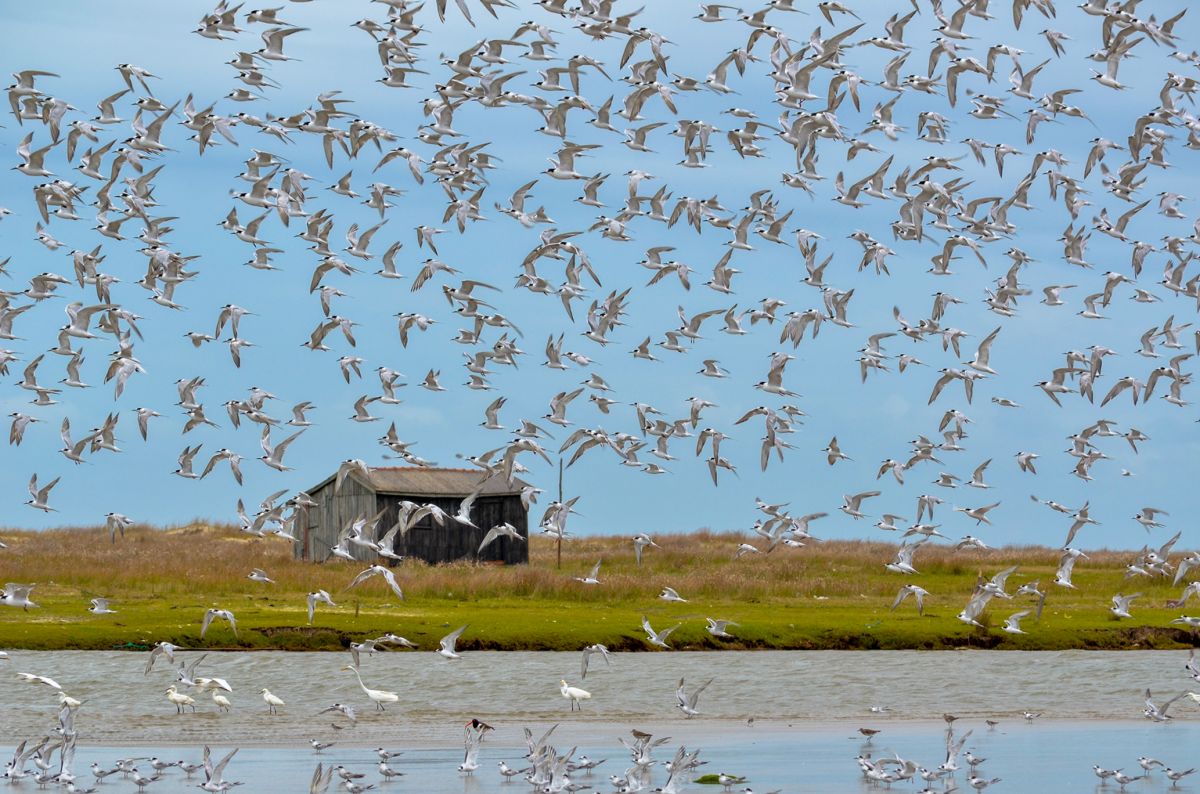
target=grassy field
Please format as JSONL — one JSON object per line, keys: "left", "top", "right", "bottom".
{"left": 0, "top": 523, "right": 1196, "bottom": 652}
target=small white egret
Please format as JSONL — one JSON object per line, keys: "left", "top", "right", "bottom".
{"left": 560, "top": 679, "right": 591, "bottom": 711}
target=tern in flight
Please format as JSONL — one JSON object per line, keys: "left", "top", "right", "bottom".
{"left": 581, "top": 643, "right": 611, "bottom": 679}
{"left": 573, "top": 559, "right": 602, "bottom": 585}
{"left": 641, "top": 616, "right": 680, "bottom": 649}
{"left": 200, "top": 608, "right": 238, "bottom": 640}
{"left": 345, "top": 564, "right": 405, "bottom": 601}
{"left": 306, "top": 590, "right": 337, "bottom": 625}
{"left": 436, "top": 625, "right": 469, "bottom": 660}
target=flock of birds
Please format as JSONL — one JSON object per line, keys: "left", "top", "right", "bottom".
{"left": 853, "top": 714, "right": 1198, "bottom": 791}
{"left": 0, "top": 638, "right": 1198, "bottom": 790}
{"left": 3, "top": 0, "right": 1200, "bottom": 789}
{"left": 2, "top": 712, "right": 771, "bottom": 794}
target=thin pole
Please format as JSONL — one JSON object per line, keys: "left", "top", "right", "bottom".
{"left": 557, "top": 457, "right": 564, "bottom": 570}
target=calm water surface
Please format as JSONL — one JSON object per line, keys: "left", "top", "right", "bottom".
{"left": 1, "top": 650, "right": 1197, "bottom": 791}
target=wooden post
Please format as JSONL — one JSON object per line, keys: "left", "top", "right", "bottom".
{"left": 556, "top": 457, "right": 564, "bottom": 570}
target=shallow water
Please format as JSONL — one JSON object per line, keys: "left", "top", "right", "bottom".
{"left": 11, "top": 724, "right": 1200, "bottom": 793}
{"left": 2, "top": 650, "right": 1198, "bottom": 791}
{"left": 1, "top": 649, "right": 1197, "bottom": 744}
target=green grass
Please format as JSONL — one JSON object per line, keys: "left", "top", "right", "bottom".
{"left": 0, "top": 523, "right": 1195, "bottom": 651}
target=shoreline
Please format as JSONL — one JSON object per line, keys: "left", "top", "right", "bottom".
{"left": 1, "top": 622, "right": 1196, "bottom": 652}
{"left": 2, "top": 637, "right": 1198, "bottom": 651}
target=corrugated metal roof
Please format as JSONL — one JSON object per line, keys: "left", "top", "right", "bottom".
{"left": 310, "top": 466, "right": 526, "bottom": 497}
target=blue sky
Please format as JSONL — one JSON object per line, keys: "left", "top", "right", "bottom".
{"left": 0, "top": 1, "right": 1197, "bottom": 549}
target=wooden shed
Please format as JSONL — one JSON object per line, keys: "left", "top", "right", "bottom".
{"left": 294, "top": 466, "right": 530, "bottom": 565}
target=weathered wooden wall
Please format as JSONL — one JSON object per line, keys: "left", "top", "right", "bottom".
{"left": 379, "top": 493, "right": 529, "bottom": 565}
{"left": 294, "top": 475, "right": 379, "bottom": 562}
{"left": 294, "top": 480, "right": 529, "bottom": 565}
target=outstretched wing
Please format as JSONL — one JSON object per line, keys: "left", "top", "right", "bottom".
{"left": 991, "top": 565, "right": 1019, "bottom": 590}
{"left": 212, "top": 747, "right": 239, "bottom": 782}
{"left": 478, "top": 525, "right": 502, "bottom": 553}
{"left": 201, "top": 609, "right": 214, "bottom": 638}
{"left": 689, "top": 677, "right": 713, "bottom": 708}
{"left": 441, "top": 624, "right": 468, "bottom": 652}
{"left": 310, "top": 762, "right": 333, "bottom": 794}
{"left": 347, "top": 567, "right": 377, "bottom": 591}
{"left": 145, "top": 645, "right": 163, "bottom": 675}
{"left": 1161, "top": 690, "right": 1189, "bottom": 718}
{"left": 381, "top": 568, "right": 404, "bottom": 599}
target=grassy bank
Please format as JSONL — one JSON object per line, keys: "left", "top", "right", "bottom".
{"left": 0, "top": 524, "right": 1196, "bottom": 651}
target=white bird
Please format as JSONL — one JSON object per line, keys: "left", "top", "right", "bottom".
{"left": 25, "top": 474, "right": 60, "bottom": 512}
{"left": 211, "top": 690, "right": 231, "bottom": 712}
{"left": 342, "top": 664, "right": 399, "bottom": 711}
{"left": 891, "top": 584, "right": 930, "bottom": 615}
{"left": 642, "top": 616, "right": 680, "bottom": 649}
{"left": 259, "top": 687, "right": 285, "bottom": 715}
{"left": 675, "top": 677, "right": 712, "bottom": 717}
{"left": 1144, "top": 689, "right": 1187, "bottom": 722}
{"left": 259, "top": 428, "right": 304, "bottom": 471}
{"left": 145, "top": 641, "right": 182, "bottom": 675}
{"left": 247, "top": 568, "right": 275, "bottom": 585}
{"left": 841, "top": 491, "right": 881, "bottom": 519}
{"left": 560, "top": 679, "right": 591, "bottom": 711}
{"left": 198, "top": 746, "right": 239, "bottom": 793}
{"left": 632, "top": 533, "right": 659, "bottom": 564}
{"left": 458, "top": 721, "right": 486, "bottom": 775}
{"left": 88, "top": 597, "right": 116, "bottom": 615}
{"left": 307, "top": 590, "right": 337, "bottom": 625}
{"left": 1, "top": 583, "right": 38, "bottom": 609}
{"left": 346, "top": 565, "right": 404, "bottom": 600}
{"left": 1165, "top": 768, "right": 1198, "bottom": 784}
{"left": 165, "top": 685, "right": 196, "bottom": 714}
{"left": 659, "top": 586, "right": 687, "bottom": 603}
{"left": 105, "top": 512, "right": 134, "bottom": 543}
{"left": 706, "top": 618, "right": 739, "bottom": 639}
{"left": 436, "top": 625, "right": 469, "bottom": 659}
{"left": 17, "top": 672, "right": 61, "bottom": 689}
{"left": 574, "top": 559, "right": 602, "bottom": 585}
{"left": 580, "top": 643, "right": 611, "bottom": 679}
{"left": 1002, "top": 610, "right": 1032, "bottom": 634}
{"left": 1110, "top": 592, "right": 1141, "bottom": 619}
{"left": 200, "top": 608, "right": 238, "bottom": 640}
{"left": 477, "top": 522, "right": 524, "bottom": 554}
